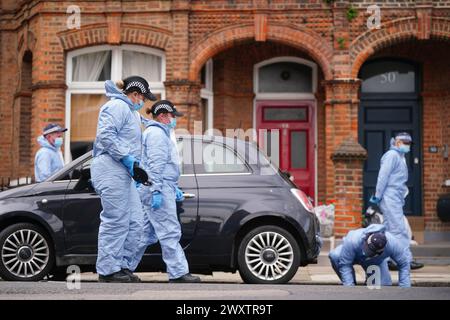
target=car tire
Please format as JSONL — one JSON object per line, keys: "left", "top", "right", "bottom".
{"left": 0, "top": 223, "right": 54, "bottom": 281}
{"left": 48, "top": 267, "right": 69, "bottom": 281}
{"left": 237, "top": 225, "right": 300, "bottom": 284}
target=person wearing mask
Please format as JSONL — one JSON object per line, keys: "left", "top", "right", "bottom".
{"left": 368, "top": 132, "right": 423, "bottom": 270}
{"left": 91, "top": 76, "right": 156, "bottom": 283}
{"left": 329, "top": 224, "right": 411, "bottom": 288}
{"left": 130, "top": 100, "right": 201, "bottom": 283}
{"left": 34, "top": 124, "right": 67, "bottom": 182}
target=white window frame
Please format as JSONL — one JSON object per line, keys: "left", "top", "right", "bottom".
{"left": 65, "top": 45, "right": 166, "bottom": 162}
{"left": 252, "top": 56, "right": 318, "bottom": 204}
{"left": 253, "top": 56, "right": 317, "bottom": 100}
{"left": 200, "top": 59, "right": 214, "bottom": 132}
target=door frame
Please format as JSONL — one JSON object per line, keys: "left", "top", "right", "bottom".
{"left": 358, "top": 57, "right": 423, "bottom": 216}
{"left": 253, "top": 57, "right": 318, "bottom": 203}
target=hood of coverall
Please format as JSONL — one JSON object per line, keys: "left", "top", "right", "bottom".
{"left": 361, "top": 223, "right": 386, "bottom": 237}
{"left": 143, "top": 119, "right": 171, "bottom": 137}
{"left": 37, "top": 135, "right": 58, "bottom": 152}
{"left": 389, "top": 137, "right": 406, "bottom": 154}
{"left": 104, "top": 80, "right": 135, "bottom": 108}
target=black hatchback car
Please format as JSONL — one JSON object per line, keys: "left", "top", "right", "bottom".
{"left": 0, "top": 135, "right": 321, "bottom": 284}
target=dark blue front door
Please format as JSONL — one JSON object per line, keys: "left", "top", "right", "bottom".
{"left": 358, "top": 59, "right": 422, "bottom": 216}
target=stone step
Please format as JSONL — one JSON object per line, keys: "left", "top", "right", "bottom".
{"left": 411, "top": 243, "right": 450, "bottom": 257}
{"left": 414, "top": 257, "right": 450, "bottom": 265}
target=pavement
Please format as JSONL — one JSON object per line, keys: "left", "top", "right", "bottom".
{"left": 2, "top": 282, "right": 450, "bottom": 300}
{"left": 70, "top": 253, "right": 450, "bottom": 287}
{"left": 1, "top": 238, "right": 449, "bottom": 287}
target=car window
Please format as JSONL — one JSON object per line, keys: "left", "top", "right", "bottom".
{"left": 192, "top": 140, "right": 249, "bottom": 174}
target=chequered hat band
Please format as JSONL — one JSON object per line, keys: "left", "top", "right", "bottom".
{"left": 125, "top": 81, "right": 148, "bottom": 94}
{"left": 154, "top": 104, "right": 174, "bottom": 114}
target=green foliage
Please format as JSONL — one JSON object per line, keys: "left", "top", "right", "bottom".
{"left": 346, "top": 6, "right": 358, "bottom": 21}
{"left": 337, "top": 37, "right": 345, "bottom": 49}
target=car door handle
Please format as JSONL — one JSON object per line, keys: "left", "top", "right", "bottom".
{"left": 183, "top": 193, "right": 196, "bottom": 199}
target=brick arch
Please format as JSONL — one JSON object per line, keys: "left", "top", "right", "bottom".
{"left": 58, "top": 23, "right": 171, "bottom": 51}
{"left": 350, "top": 17, "right": 450, "bottom": 77}
{"left": 189, "top": 23, "right": 334, "bottom": 81}
{"left": 120, "top": 23, "right": 171, "bottom": 49}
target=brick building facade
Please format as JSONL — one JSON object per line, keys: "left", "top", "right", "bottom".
{"left": 0, "top": 0, "right": 449, "bottom": 240}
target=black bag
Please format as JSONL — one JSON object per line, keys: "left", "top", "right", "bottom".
{"left": 362, "top": 205, "right": 383, "bottom": 227}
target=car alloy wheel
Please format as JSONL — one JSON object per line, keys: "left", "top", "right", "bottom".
{"left": 245, "top": 231, "right": 293, "bottom": 280}
{"left": 238, "top": 225, "right": 300, "bottom": 284}
{"left": 0, "top": 223, "right": 54, "bottom": 281}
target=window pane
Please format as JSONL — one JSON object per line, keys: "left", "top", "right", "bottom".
{"left": 193, "top": 141, "right": 248, "bottom": 173}
{"left": 72, "top": 51, "right": 111, "bottom": 82}
{"left": 291, "top": 131, "right": 307, "bottom": 169}
{"left": 264, "top": 107, "right": 307, "bottom": 121}
{"left": 259, "top": 62, "right": 312, "bottom": 93}
{"left": 360, "top": 61, "right": 416, "bottom": 93}
{"left": 122, "top": 50, "right": 161, "bottom": 82}
{"left": 70, "top": 94, "right": 108, "bottom": 159}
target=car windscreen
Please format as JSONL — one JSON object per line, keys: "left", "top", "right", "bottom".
{"left": 46, "top": 151, "right": 93, "bottom": 182}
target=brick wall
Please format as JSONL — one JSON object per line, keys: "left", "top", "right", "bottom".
{"left": 333, "top": 158, "right": 365, "bottom": 237}
{"left": 0, "top": 31, "right": 19, "bottom": 178}
{"left": 0, "top": 0, "right": 449, "bottom": 234}
{"left": 422, "top": 48, "right": 450, "bottom": 232}
{"left": 18, "top": 51, "right": 33, "bottom": 173}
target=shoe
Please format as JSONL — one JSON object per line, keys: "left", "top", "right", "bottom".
{"left": 387, "top": 260, "right": 398, "bottom": 271}
{"left": 98, "top": 270, "right": 133, "bottom": 283}
{"left": 121, "top": 269, "right": 141, "bottom": 282}
{"left": 388, "top": 260, "right": 425, "bottom": 271}
{"left": 169, "top": 273, "right": 201, "bottom": 283}
{"left": 410, "top": 260, "right": 424, "bottom": 270}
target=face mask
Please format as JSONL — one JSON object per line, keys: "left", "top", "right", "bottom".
{"left": 168, "top": 117, "right": 177, "bottom": 129}
{"left": 54, "top": 137, "right": 63, "bottom": 148}
{"left": 399, "top": 144, "right": 410, "bottom": 153}
{"left": 133, "top": 99, "right": 144, "bottom": 111}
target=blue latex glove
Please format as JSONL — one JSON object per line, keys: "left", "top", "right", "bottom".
{"left": 120, "top": 155, "right": 138, "bottom": 177}
{"left": 151, "top": 191, "right": 163, "bottom": 209}
{"left": 175, "top": 187, "right": 184, "bottom": 202}
{"left": 369, "top": 195, "right": 381, "bottom": 205}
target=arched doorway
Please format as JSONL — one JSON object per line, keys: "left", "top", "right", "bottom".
{"left": 358, "top": 58, "right": 422, "bottom": 216}
{"left": 254, "top": 57, "right": 317, "bottom": 198}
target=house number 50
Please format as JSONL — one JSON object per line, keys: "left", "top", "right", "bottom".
{"left": 380, "top": 72, "right": 396, "bottom": 84}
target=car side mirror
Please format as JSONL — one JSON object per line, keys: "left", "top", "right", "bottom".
{"left": 73, "top": 168, "right": 93, "bottom": 191}
{"left": 80, "top": 167, "right": 91, "bottom": 180}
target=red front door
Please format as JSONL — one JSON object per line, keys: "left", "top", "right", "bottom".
{"left": 256, "top": 101, "right": 315, "bottom": 198}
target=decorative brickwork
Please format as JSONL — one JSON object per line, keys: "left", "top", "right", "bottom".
{"left": 1, "top": 0, "right": 449, "bottom": 235}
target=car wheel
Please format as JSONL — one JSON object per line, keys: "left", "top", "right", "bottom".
{"left": 237, "top": 225, "right": 300, "bottom": 284}
{"left": 48, "top": 267, "right": 69, "bottom": 281}
{"left": 0, "top": 223, "right": 54, "bottom": 281}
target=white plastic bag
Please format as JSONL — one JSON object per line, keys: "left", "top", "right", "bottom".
{"left": 314, "top": 204, "right": 335, "bottom": 237}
